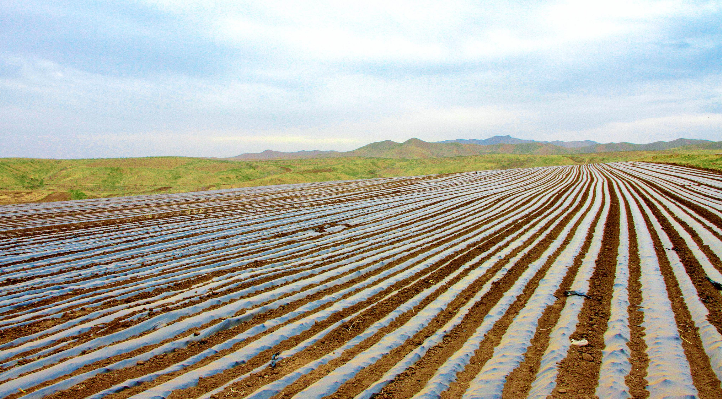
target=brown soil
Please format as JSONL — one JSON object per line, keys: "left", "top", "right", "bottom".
{"left": 552, "top": 176, "right": 620, "bottom": 397}
{"left": 622, "top": 194, "right": 651, "bottom": 399}
{"left": 500, "top": 179, "right": 606, "bottom": 398}
{"left": 39, "top": 192, "right": 72, "bottom": 202}
{"left": 364, "top": 176, "right": 590, "bottom": 399}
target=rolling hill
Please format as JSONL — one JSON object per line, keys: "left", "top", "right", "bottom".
{"left": 231, "top": 136, "right": 722, "bottom": 160}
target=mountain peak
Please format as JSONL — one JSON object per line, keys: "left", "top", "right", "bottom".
{"left": 443, "top": 136, "right": 537, "bottom": 146}
{"left": 403, "top": 138, "right": 426, "bottom": 145}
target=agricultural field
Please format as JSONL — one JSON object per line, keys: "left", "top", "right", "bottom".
{"left": 0, "top": 162, "right": 721, "bottom": 398}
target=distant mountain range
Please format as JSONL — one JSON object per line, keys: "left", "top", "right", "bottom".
{"left": 230, "top": 136, "right": 722, "bottom": 160}
{"left": 230, "top": 149, "right": 344, "bottom": 160}
{"left": 444, "top": 135, "right": 599, "bottom": 149}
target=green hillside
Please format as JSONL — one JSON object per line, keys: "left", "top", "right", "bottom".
{"left": 350, "top": 138, "right": 487, "bottom": 158}
{"left": 1, "top": 149, "right": 720, "bottom": 205}
{"left": 348, "top": 138, "right": 722, "bottom": 158}
{"left": 234, "top": 137, "right": 722, "bottom": 160}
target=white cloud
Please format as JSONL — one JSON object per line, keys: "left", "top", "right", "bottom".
{"left": 63, "top": 130, "right": 363, "bottom": 158}
{"left": 258, "top": 106, "right": 524, "bottom": 145}
{"left": 368, "top": 107, "right": 521, "bottom": 139}
{"left": 2, "top": 0, "right": 721, "bottom": 157}
{"left": 203, "top": 0, "right": 716, "bottom": 63}
{"left": 209, "top": 135, "right": 361, "bottom": 145}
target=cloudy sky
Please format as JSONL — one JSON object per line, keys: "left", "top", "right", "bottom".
{"left": 1, "top": 0, "right": 720, "bottom": 158}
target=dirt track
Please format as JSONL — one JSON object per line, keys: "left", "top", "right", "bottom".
{"left": 0, "top": 162, "right": 721, "bottom": 398}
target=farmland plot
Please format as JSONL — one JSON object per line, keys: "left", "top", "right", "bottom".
{"left": 0, "top": 162, "right": 721, "bottom": 399}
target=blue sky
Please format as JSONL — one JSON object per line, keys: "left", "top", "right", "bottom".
{"left": 1, "top": 0, "right": 720, "bottom": 158}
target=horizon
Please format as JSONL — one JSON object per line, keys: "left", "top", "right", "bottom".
{"left": 3, "top": 135, "right": 717, "bottom": 161}
{"left": 2, "top": 1, "right": 721, "bottom": 158}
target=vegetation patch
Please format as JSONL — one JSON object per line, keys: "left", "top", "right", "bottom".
{"left": 69, "top": 189, "right": 89, "bottom": 200}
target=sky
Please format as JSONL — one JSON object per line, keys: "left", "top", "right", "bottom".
{"left": 1, "top": 0, "right": 721, "bottom": 158}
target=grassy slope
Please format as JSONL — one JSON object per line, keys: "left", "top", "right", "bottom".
{"left": 1, "top": 149, "right": 720, "bottom": 204}
{"left": 565, "top": 148, "right": 722, "bottom": 170}
{"left": 334, "top": 138, "right": 722, "bottom": 159}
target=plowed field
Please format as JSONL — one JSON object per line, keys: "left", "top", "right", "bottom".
{"left": 1, "top": 162, "right": 721, "bottom": 399}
